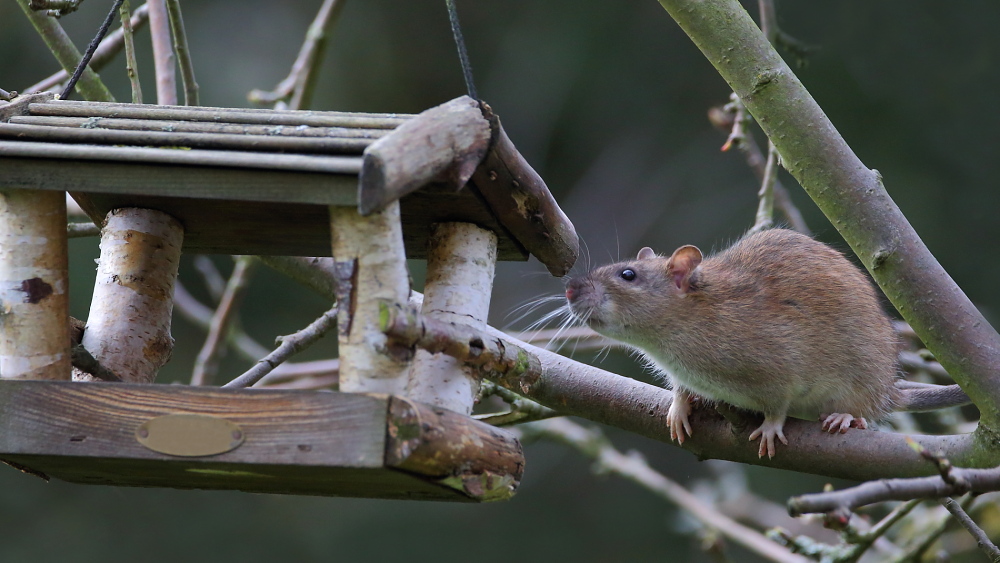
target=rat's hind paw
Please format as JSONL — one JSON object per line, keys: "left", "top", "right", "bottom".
{"left": 667, "top": 389, "right": 694, "bottom": 444}
{"left": 749, "top": 415, "right": 788, "bottom": 458}
{"left": 821, "top": 413, "right": 868, "bottom": 434}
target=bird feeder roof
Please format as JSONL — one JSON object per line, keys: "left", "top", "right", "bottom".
{"left": 0, "top": 93, "right": 579, "bottom": 275}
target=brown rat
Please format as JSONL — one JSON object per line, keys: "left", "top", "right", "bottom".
{"left": 565, "top": 228, "right": 969, "bottom": 457}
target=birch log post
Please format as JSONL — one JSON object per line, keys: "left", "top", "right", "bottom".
{"left": 0, "top": 189, "right": 70, "bottom": 380}
{"left": 406, "top": 222, "right": 498, "bottom": 414}
{"left": 329, "top": 201, "right": 410, "bottom": 394}
{"left": 77, "top": 208, "right": 183, "bottom": 383}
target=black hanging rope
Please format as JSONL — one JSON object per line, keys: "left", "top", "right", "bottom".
{"left": 61, "top": 0, "right": 126, "bottom": 100}
{"left": 445, "top": 0, "right": 478, "bottom": 101}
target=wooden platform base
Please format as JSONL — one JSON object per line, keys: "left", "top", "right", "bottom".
{"left": 0, "top": 381, "right": 522, "bottom": 502}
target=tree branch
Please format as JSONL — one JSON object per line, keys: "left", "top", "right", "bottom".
{"left": 785, "top": 467, "right": 1000, "bottom": 516}
{"left": 655, "top": 0, "right": 1000, "bottom": 435}
{"left": 119, "top": 0, "right": 142, "bottom": 104}
{"left": 521, "top": 418, "right": 810, "bottom": 563}
{"left": 247, "top": 0, "right": 345, "bottom": 111}
{"left": 17, "top": 0, "right": 115, "bottom": 102}
{"left": 708, "top": 104, "right": 809, "bottom": 234}
{"left": 147, "top": 0, "right": 175, "bottom": 105}
{"left": 59, "top": 0, "right": 125, "bottom": 100}
{"left": 940, "top": 497, "right": 1000, "bottom": 561}
{"left": 223, "top": 307, "right": 338, "bottom": 389}
{"left": 476, "top": 380, "right": 560, "bottom": 427}
{"left": 190, "top": 256, "right": 255, "bottom": 386}
{"left": 26, "top": 4, "right": 149, "bottom": 94}
{"left": 164, "top": 0, "right": 196, "bottom": 105}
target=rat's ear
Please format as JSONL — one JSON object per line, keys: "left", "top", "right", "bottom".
{"left": 666, "top": 245, "right": 703, "bottom": 292}
{"left": 636, "top": 247, "right": 656, "bottom": 260}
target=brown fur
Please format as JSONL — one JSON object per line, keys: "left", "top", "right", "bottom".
{"left": 566, "top": 229, "right": 900, "bottom": 424}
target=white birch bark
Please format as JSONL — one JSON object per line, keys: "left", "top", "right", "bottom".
{"left": 77, "top": 208, "right": 183, "bottom": 383}
{"left": 0, "top": 189, "right": 70, "bottom": 380}
{"left": 329, "top": 201, "right": 410, "bottom": 394}
{"left": 407, "top": 222, "right": 497, "bottom": 414}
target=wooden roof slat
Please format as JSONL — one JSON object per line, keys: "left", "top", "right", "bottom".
{"left": 9, "top": 115, "right": 391, "bottom": 139}
{"left": 0, "top": 122, "right": 373, "bottom": 155}
{"left": 30, "top": 101, "right": 411, "bottom": 129}
{"left": 42, "top": 99, "right": 416, "bottom": 120}
{"left": 0, "top": 140, "right": 363, "bottom": 174}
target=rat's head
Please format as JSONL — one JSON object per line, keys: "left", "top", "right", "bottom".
{"left": 564, "top": 244, "right": 703, "bottom": 340}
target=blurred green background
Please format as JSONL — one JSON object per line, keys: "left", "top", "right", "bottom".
{"left": 2, "top": 0, "right": 998, "bottom": 561}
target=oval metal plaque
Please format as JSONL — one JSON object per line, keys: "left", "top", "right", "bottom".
{"left": 136, "top": 414, "right": 245, "bottom": 457}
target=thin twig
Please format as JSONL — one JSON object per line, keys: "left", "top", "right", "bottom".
{"left": 750, "top": 141, "right": 778, "bottom": 233}
{"left": 174, "top": 280, "right": 270, "bottom": 360}
{"left": 224, "top": 307, "right": 338, "bottom": 388}
{"left": 119, "top": 0, "right": 142, "bottom": 104}
{"left": 897, "top": 496, "right": 974, "bottom": 562}
{"left": 193, "top": 255, "right": 227, "bottom": 302}
{"left": 786, "top": 462, "right": 999, "bottom": 517}
{"left": 190, "top": 257, "right": 256, "bottom": 385}
{"left": 521, "top": 418, "right": 809, "bottom": 563}
{"left": 0, "top": 88, "right": 16, "bottom": 101}
{"left": 939, "top": 497, "right": 1000, "bottom": 561}
{"left": 508, "top": 325, "right": 612, "bottom": 351}
{"left": 61, "top": 0, "right": 126, "bottom": 100}
{"left": 707, "top": 104, "right": 809, "bottom": 234}
{"left": 164, "top": 0, "right": 197, "bottom": 105}
{"left": 757, "top": 0, "right": 778, "bottom": 44}
{"left": 749, "top": 0, "right": 779, "bottom": 235}
{"left": 27, "top": 4, "right": 149, "bottom": 93}
{"left": 247, "top": 0, "right": 345, "bottom": 111}
{"left": 147, "top": 0, "right": 176, "bottom": 105}
{"left": 839, "top": 499, "right": 921, "bottom": 562}
{"left": 70, "top": 343, "right": 122, "bottom": 382}
{"left": 476, "top": 380, "right": 561, "bottom": 426}
{"left": 17, "top": 0, "right": 115, "bottom": 101}
{"left": 174, "top": 281, "right": 340, "bottom": 388}
{"left": 67, "top": 221, "right": 100, "bottom": 238}
{"left": 720, "top": 93, "right": 750, "bottom": 152}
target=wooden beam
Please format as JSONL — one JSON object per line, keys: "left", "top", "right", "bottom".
{"left": 0, "top": 381, "right": 522, "bottom": 501}
{"left": 359, "top": 96, "right": 491, "bottom": 215}
{"left": 470, "top": 105, "right": 580, "bottom": 277}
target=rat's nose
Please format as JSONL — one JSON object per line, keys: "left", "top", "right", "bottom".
{"left": 565, "top": 286, "right": 576, "bottom": 301}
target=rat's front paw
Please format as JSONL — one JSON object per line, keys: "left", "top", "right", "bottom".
{"left": 667, "top": 390, "right": 693, "bottom": 444}
{"left": 749, "top": 415, "right": 788, "bottom": 458}
{"left": 821, "top": 413, "right": 867, "bottom": 433}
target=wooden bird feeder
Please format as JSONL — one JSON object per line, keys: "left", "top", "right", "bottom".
{"left": 0, "top": 93, "right": 579, "bottom": 502}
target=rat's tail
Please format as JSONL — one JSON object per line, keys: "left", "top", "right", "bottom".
{"left": 896, "top": 381, "right": 971, "bottom": 412}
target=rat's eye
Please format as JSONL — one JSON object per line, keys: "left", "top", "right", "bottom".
{"left": 619, "top": 268, "right": 636, "bottom": 281}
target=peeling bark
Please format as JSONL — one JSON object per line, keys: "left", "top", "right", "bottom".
{"left": 77, "top": 208, "right": 183, "bottom": 383}
{"left": 406, "top": 223, "right": 497, "bottom": 414}
{"left": 0, "top": 189, "right": 70, "bottom": 380}
{"left": 329, "top": 201, "right": 410, "bottom": 393}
